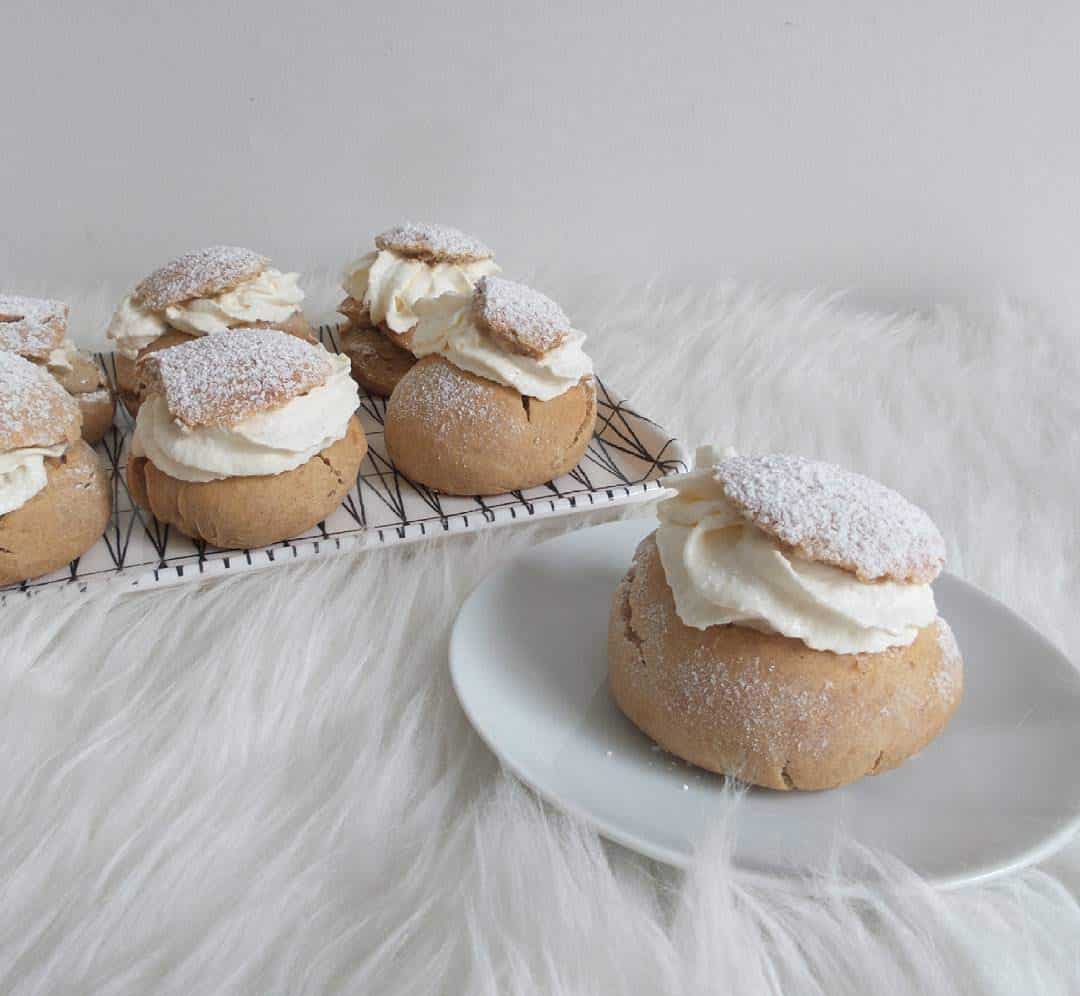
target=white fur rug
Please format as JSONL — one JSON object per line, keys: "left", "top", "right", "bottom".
{"left": 3, "top": 275, "right": 1079, "bottom": 994}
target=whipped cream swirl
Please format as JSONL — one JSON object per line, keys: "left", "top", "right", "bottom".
{"left": 655, "top": 446, "right": 938, "bottom": 654}
{"left": 163, "top": 269, "right": 304, "bottom": 336}
{"left": 107, "top": 269, "right": 304, "bottom": 357}
{"left": 408, "top": 294, "right": 592, "bottom": 401}
{"left": 132, "top": 353, "right": 357, "bottom": 483}
{"left": 107, "top": 295, "right": 169, "bottom": 359}
{"left": 0, "top": 443, "right": 67, "bottom": 516}
{"left": 342, "top": 249, "right": 499, "bottom": 336}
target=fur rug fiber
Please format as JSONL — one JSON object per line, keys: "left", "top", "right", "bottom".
{"left": 2, "top": 273, "right": 1079, "bottom": 994}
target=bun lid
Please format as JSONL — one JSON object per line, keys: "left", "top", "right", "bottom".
{"left": 0, "top": 350, "right": 81, "bottom": 454}
{"left": 137, "top": 328, "right": 336, "bottom": 428}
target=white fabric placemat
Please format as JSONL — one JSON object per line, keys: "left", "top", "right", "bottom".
{"left": 2, "top": 275, "right": 1078, "bottom": 994}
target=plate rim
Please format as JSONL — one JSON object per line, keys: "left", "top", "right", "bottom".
{"left": 450, "top": 518, "right": 1080, "bottom": 890}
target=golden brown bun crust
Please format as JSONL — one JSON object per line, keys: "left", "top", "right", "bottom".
{"left": 43, "top": 350, "right": 115, "bottom": 443}
{"left": 337, "top": 295, "right": 366, "bottom": 326}
{"left": 384, "top": 356, "right": 596, "bottom": 496}
{"left": 337, "top": 300, "right": 417, "bottom": 352}
{"left": 339, "top": 322, "right": 416, "bottom": 397}
{"left": 76, "top": 389, "right": 116, "bottom": 445}
{"left": 608, "top": 533, "right": 964, "bottom": 791}
{"left": 127, "top": 416, "right": 366, "bottom": 549}
{"left": 115, "top": 330, "right": 191, "bottom": 416}
{"left": 0, "top": 441, "right": 111, "bottom": 585}
{"left": 113, "top": 351, "right": 140, "bottom": 417}
{"left": 114, "top": 311, "right": 315, "bottom": 417}
{"left": 49, "top": 350, "right": 104, "bottom": 394}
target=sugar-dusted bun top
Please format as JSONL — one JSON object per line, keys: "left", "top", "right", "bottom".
{"left": 471, "top": 276, "right": 571, "bottom": 358}
{"left": 137, "top": 328, "right": 334, "bottom": 428}
{"left": 0, "top": 350, "right": 81, "bottom": 453}
{"left": 374, "top": 222, "right": 493, "bottom": 264}
{"left": 715, "top": 454, "right": 945, "bottom": 584}
{"left": 0, "top": 294, "right": 69, "bottom": 361}
{"left": 133, "top": 246, "right": 269, "bottom": 312}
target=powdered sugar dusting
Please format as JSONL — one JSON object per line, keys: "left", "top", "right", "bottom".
{"left": 140, "top": 329, "right": 333, "bottom": 427}
{"left": 0, "top": 351, "right": 78, "bottom": 452}
{"left": 716, "top": 454, "right": 945, "bottom": 583}
{"left": 391, "top": 357, "right": 516, "bottom": 434}
{"left": 134, "top": 247, "right": 269, "bottom": 311}
{"left": 677, "top": 656, "right": 835, "bottom": 760}
{"left": 375, "top": 222, "right": 493, "bottom": 263}
{"left": 618, "top": 544, "right": 837, "bottom": 763}
{"left": 473, "top": 276, "right": 570, "bottom": 357}
{"left": 933, "top": 617, "right": 963, "bottom": 701}
{"left": 935, "top": 617, "right": 961, "bottom": 667}
{"left": 0, "top": 294, "right": 68, "bottom": 360}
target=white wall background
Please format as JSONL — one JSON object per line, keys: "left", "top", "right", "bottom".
{"left": 2, "top": 0, "right": 1078, "bottom": 312}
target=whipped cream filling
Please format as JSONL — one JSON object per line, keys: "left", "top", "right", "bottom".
{"left": 342, "top": 249, "right": 499, "bottom": 336}
{"left": 107, "top": 270, "right": 304, "bottom": 357}
{"left": 408, "top": 294, "right": 593, "bottom": 401}
{"left": 131, "top": 354, "right": 358, "bottom": 483}
{"left": 163, "top": 269, "right": 304, "bottom": 336}
{"left": 655, "top": 446, "right": 938, "bottom": 654}
{"left": 0, "top": 443, "right": 66, "bottom": 516}
{"left": 107, "top": 295, "right": 169, "bottom": 359}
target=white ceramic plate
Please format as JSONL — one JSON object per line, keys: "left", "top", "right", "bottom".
{"left": 450, "top": 519, "right": 1080, "bottom": 888}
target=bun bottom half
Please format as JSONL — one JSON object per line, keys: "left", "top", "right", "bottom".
{"left": 385, "top": 356, "right": 596, "bottom": 496}
{"left": 339, "top": 322, "right": 416, "bottom": 398}
{"left": 127, "top": 416, "right": 367, "bottom": 549}
{"left": 608, "top": 533, "right": 963, "bottom": 791}
{"left": 0, "top": 440, "right": 112, "bottom": 585}
{"left": 76, "top": 387, "right": 116, "bottom": 444}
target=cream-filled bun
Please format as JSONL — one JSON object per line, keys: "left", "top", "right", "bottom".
{"left": 0, "top": 352, "right": 111, "bottom": 585}
{"left": 608, "top": 447, "right": 963, "bottom": 791}
{"left": 385, "top": 276, "right": 596, "bottom": 495}
{"left": 127, "top": 329, "right": 366, "bottom": 549}
{"left": 106, "top": 247, "right": 313, "bottom": 416}
{"left": 0, "top": 294, "right": 116, "bottom": 444}
{"left": 338, "top": 222, "right": 499, "bottom": 394}
{"left": 337, "top": 297, "right": 417, "bottom": 399}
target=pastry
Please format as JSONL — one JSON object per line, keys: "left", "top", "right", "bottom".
{"left": 384, "top": 276, "right": 596, "bottom": 495}
{"left": 337, "top": 301, "right": 417, "bottom": 398}
{"left": 0, "top": 352, "right": 111, "bottom": 585}
{"left": 338, "top": 222, "right": 499, "bottom": 395}
{"left": 608, "top": 448, "right": 963, "bottom": 791}
{"left": 0, "top": 294, "right": 116, "bottom": 444}
{"left": 127, "top": 329, "right": 366, "bottom": 549}
{"left": 107, "top": 246, "right": 314, "bottom": 416}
